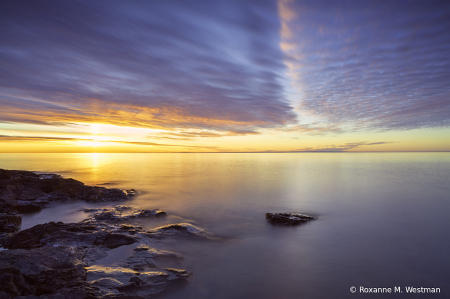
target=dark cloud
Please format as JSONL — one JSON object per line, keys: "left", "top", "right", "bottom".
{"left": 0, "top": 0, "right": 296, "bottom": 132}
{"left": 283, "top": 0, "right": 450, "bottom": 131}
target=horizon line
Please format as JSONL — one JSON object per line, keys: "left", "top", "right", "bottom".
{"left": 1, "top": 151, "right": 449, "bottom": 154}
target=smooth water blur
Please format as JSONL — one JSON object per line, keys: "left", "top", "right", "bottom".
{"left": 1, "top": 153, "right": 450, "bottom": 298}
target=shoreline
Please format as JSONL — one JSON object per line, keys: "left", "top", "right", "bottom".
{"left": 0, "top": 168, "right": 212, "bottom": 299}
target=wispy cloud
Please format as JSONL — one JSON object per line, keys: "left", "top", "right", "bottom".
{"left": 0, "top": 0, "right": 296, "bottom": 134}
{"left": 149, "top": 129, "right": 259, "bottom": 140}
{"left": 279, "top": 123, "right": 344, "bottom": 135}
{"left": 1, "top": 0, "right": 449, "bottom": 147}
{"left": 0, "top": 134, "right": 225, "bottom": 151}
{"left": 280, "top": 0, "right": 450, "bottom": 132}
{"left": 296, "top": 142, "right": 394, "bottom": 152}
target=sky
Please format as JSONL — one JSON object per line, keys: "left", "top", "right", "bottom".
{"left": 1, "top": 0, "right": 449, "bottom": 153}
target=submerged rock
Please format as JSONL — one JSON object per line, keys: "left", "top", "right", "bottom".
{"left": 266, "top": 212, "right": 316, "bottom": 225}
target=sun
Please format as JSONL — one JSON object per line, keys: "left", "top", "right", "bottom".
{"left": 79, "top": 123, "right": 104, "bottom": 147}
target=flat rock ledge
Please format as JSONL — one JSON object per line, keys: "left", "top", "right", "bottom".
{"left": 266, "top": 212, "right": 316, "bottom": 225}
{"left": 0, "top": 168, "right": 137, "bottom": 237}
{"left": 0, "top": 204, "right": 213, "bottom": 298}
{"left": 0, "top": 169, "right": 214, "bottom": 299}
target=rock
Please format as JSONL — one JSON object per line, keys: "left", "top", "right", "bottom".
{"left": 125, "top": 189, "right": 138, "bottom": 196}
{"left": 102, "top": 233, "right": 136, "bottom": 249}
{"left": 135, "top": 209, "right": 167, "bottom": 218}
{"left": 2, "top": 222, "right": 98, "bottom": 249}
{"left": 0, "top": 247, "right": 91, "bottom": 297}
{"left": 1, "top": 221, "right": 138, "bottom": 250}
{"left": 0, "top": 169, "right": 136, "bottom": 216}
{"left": 1, "top": 235, "right": 190, "bottom": 298}
{"left": 86, "top": 265, "right": 191, "bottom": 297}
{"left": 0, "top": 213, "right": 22, "bottom": 234}
{"left": 78, "top": 247, "right": 108, "bottom": 266}
{"left": 114, "top": 245, "right": 183, "bottom": 271}
{"left": 0, "top": 169, "right": 217, "bottom": 298}
{"left": 16, "top": 203, "right": 42, "bottom": 214}
{"left": 266, "top": 212, "right": 316, "bottom": 225}
{"left": 82, "top": 205, "right": 166, "bottom": 222}
{"left": 148, "top": 223, "right": 212, "bottom": 238}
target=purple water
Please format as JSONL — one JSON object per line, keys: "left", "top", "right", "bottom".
{"left": 1, "top": 153, "right": 449, "bottom": 298}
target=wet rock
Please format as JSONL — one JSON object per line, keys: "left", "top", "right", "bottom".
{"left": 266, "top": 212, "right": 316, "bottom": 225}
{"left": 148, "top": 223, "right": 212, "bottom": 238}
{"left": 79, "top": 247, "right": 109, "bottom": 266}
{"left": 16, "top": 203, "right": 42, "bottom": 214}
{"left": 115, "top": 245, "right": 183, "bottom": 271}
{"left": 86, "top": 265, "right": 191, "bottom": 297}
{"left": 102, "top": 233, "right": 136, "bottom": 249}
{"left": 0, "top": 213, "right": 22, "bottom": 234}
{"left": 82, "top": 205, "right": 166, "bottom": 222}
{"left": 0, "top": 247, "right": 90, "bottom": 297}
{"left": 0, "top": 169, "right": 136, "bottom": 216}
{"left": 125, "top": 189, "right": 138, "bottom": 196}
{"left": 135, "top": 209, "right": 167, "bottom": 218}
{"left": 1, "top": 221, "right": 138, "bottom": 250}
{"left": 0, "top": 169, "right": 216, "bottom": 298}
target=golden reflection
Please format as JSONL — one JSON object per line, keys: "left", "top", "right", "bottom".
{"left": 89, "top": 152, "right": 99, "bottom": 183}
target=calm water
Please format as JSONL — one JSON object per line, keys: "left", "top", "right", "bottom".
{"left": 1, "top": 153, "right": 449, "bottom": 298}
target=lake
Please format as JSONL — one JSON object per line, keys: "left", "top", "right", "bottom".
{"left": 1, "top": 153, "right": 449, "bottom": 298}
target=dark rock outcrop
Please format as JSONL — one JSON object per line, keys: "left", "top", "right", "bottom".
{"left": 0, "top": 169, "right": 136, "bottom": 216}
{"left": 0, "top": 206, "right": 212, "bottom": 298}
{"left": 1, "top": 221, "right": 138, "bottom": 250}
{"left": 0, "top": 246, "right": 98, "bottom": 298}
{"left": 0, "top": 245, "right": 190, "bottom": 299}
{"left": 0, "top": 170, "right": 214, "bottom": 299}
{"left": 0, "top": 213, "right": 22, "bottom": 235}
{"left": 0, "top": 168, "right": 137, "bottom": 244}
{"left": 266, "top": 212, "right": 316, "bottom": 225}
{"left": 102, "top": 233, "right": 137, "bottom": 249}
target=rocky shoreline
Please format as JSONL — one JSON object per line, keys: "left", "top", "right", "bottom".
{"left": 0, "top": 169, "right": 213, "bottom": 299}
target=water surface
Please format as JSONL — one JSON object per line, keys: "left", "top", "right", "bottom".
{"left": 1, "top": 153, "right": 449, "bottom": 298}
